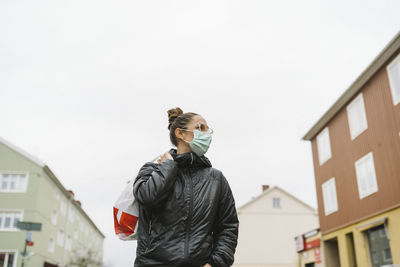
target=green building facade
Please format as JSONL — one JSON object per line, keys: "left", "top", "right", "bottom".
{"left": 0, "top": 137, "right": 105, "bottom": 267}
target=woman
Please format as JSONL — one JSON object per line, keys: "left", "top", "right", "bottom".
{"left": 133, "top": 107, "right": 239, "bottom": 267}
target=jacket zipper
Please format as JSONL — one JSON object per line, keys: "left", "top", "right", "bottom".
{"left": 145, "top": 218, "right": 152, "bottom": 253}
{"left": 184, "top": 170, "right": 194, "bottom": 260}
{"left": 148, "top": 219, "right": 152, "bottom": 235}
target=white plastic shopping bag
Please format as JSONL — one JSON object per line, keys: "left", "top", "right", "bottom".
{"left": 113, "top": 154, "right": 164, "bottom": 241}
{"left": 113, "top": 179, "right": 139, "bottom": 241}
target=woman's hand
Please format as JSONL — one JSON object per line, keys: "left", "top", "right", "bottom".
{"left": 157, "top": 152, "right": 173, "bottom": 163}
{"left": 202, "top": 264, "right": 212, "bottom": 267}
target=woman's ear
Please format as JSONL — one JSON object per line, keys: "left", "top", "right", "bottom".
{"left": 175, "top": 128, "right": 184, "bottom": 141}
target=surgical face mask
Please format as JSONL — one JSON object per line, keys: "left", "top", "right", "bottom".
{"left": 181, "top": 128, "right": 213, "bottom": 156}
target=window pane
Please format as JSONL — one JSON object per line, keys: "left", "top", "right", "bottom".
{"left": 48, "top": 238, "right": 55, "bottom": 252}
{"left": 7, "top": 253, "right": 15, "bottom": 267}
{"left": 1, "top": 175, "right": 9, "bottom": 190}
{"left": 4, "top": 214, "right": 12, "bottom": 228}
{"left": 383, "top": 248, "right": 392, "bottom": 261}
{"left": 356, "top": 153, "right": 378, "bottom": 198}
{"left": 347, "top": 94, "right": 368, "bottom": 140}
{"left": 359, "top": 162, "right": 368, "bottom": 194}
{"left": 9, "top": 175, "right": 17, "bottom": 190}
{"left": 388, "top": 59, "right": 400, "bottom": 104}
{"left": 273, "top": 198, "right": 280, "bottom": 208}
{"left": 0, "top": 253, "right": 5, "bottom": 267}
{"left": 317, "top": 128, "right": 331, "bottom": 165}
{"left": 323, "top": 178, "right": 338, "bottom": 215}
{"left": 13, "top": 213, "right": 21, "bottom": 228}
{"left": 18, "top": 174, "right": 27, "bottom": 191}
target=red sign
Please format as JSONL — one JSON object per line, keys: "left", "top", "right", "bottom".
{"left": 314, "top": 248, "right": 321, "bottom": 263}
{"left": 305, "top": 238, "right": 320, "bottom": 250}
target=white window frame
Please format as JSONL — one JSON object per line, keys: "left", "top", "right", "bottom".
{"left": 322, "top": 178, "right": 338, "bottom": 216}
{"left": 48, "top": 237, "right": 55, "bottom": 253}
{"left": 355, "top": 152, "right": 378, "bottom": 199}
{"left": 54, "top": 188, "right": 60, "bottom": 201}
{"left": 65, "top": 235, "right": 72, "bottom": 251}
{"left": 0, "top": 250, "right": 18, "bottom": 267}
{"left": 346, "top": 93, "right": 368, "bottom": 140}
{"left": 73, "top": 229, "right": 79, "bottom": 240}
{"left": 387, "top": 53, "right": 400, "bottom": 106}
{"left": 50, "top": 209, "right": 58, "bottom": 225}
{"left": 68, "top": 205, "right": 74, "bottom": 223}
{"left": 272, "top": 198, "right": 281, "bottom": 208}
{"left": 317, "top": 127, "right": 332, "bottom": 165}
{"left": 60, "top": 199, "right": 67, "bottom": 216}
{"left": 57, "top": 229, "right": 65, "bottom": 247}
{"left": 0, "top": 209, "right": 24, "bottom": 231}
{"left": 0, "top": 172, "right": 29, "bottom": 193}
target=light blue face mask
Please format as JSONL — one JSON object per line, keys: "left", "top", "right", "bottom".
{"left": 182, "top": 129, "right": 213, "bottom": 156}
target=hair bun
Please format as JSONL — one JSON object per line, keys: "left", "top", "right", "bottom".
{"left": 167, "top": 107, "right": 184, "bottom": 129}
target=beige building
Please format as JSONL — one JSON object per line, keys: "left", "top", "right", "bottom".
{"left": 234, "top": 186, "right": 319, "bottom": 267}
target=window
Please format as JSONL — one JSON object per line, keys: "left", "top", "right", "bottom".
{"left": 272, "top": 198, "right": 280, "bottom": 208}
{"left": 322, "top": 178, "right": 338, "bottom": 215}
{"left": 347, "top": 93, "right": 368, "bottom": 140}
{"left": 68, "top": 206, "right": 74, "bottom": 223}
{"left": 73, "top": 229, "right": 79, "bottom": 240}
{"left": 57, "top": 229, "right": 64, "bottom": 247}
{"left": 65, "top": 235, "right": 72, "bottom": 251}
{"left": 317, "top": 127, "right": 332, "bottom": 165}
{"left": 60, "top": 199, "right": 67, "bottom": 216}
{"left": 0, "top": 173, "right": 28, "bottom": 192}
{"left": 0, "top": 211, "right": 22, "bottom": 230}
{"left": 48, "top": 238, "right": 55, "bottom": 253}
{"left": 50, "top": 209, "right": 57, "bottom": 225}
{"left": 367, "top": 225, "right": 393, "bottom": 267}
{"left": 355, "top": 152, "right": 378, "bottom": 199}
{"left": 54, "top": 189, "right": 60, "bottom": 200}
{"left": 0, "top": 251, "right": 16, "bottom": 267}
{"left": 387, "top": 54, "right": 400, "bottom": 105}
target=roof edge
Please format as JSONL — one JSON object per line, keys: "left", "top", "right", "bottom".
{"left": 43, "top": 166, "right": 106, "bottom": 238}
{"left": 303, "top": 30, "right": 400, "bottom": 141}
{"left": 238, "top": 185, "right": 317, "bottom": 213}
{"left": 0, "top": 136, "right": 45, "bottom": 167}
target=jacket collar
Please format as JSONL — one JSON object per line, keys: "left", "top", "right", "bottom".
{"left": 169, "top": 148, "right": 212, "bottom": 168}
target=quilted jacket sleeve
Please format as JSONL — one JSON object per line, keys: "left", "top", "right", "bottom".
{"left": 209, "top": 173, "right": 239, "bottom": 267}
{"left": 133, "top": 159, "right": 179, "bottom": 209}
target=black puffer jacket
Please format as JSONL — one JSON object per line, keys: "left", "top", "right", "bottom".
{"left": 133, "top": 149, "right": 239, "bottom": 267}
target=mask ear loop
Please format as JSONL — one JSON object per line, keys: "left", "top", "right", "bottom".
{"left": 179, "top": 128, "right": 193, "bottom": 143}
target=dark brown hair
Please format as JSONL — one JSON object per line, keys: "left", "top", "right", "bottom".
{"left": 167, "top": 107, "right": 198, "bottom": 146}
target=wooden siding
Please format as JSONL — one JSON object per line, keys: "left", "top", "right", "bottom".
{"left": 311, "top": 50, "right": 400, "bottom": 234}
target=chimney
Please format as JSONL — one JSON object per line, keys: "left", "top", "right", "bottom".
{"left": 67, "top": 190, "right": 75, "bottom": 198}
{"left": 75, "top": 200, "right": 82, "bottom": 206}
{"left": 262, "top": 185, "right": 270, "bottom": 192}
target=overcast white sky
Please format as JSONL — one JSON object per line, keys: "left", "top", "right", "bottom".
{"left": 1, "top": 0, "right": 400, "bottom": 266}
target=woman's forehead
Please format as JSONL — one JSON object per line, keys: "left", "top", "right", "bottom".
{"left": 189, "top": 115, "right": 207, "bottom": 126}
